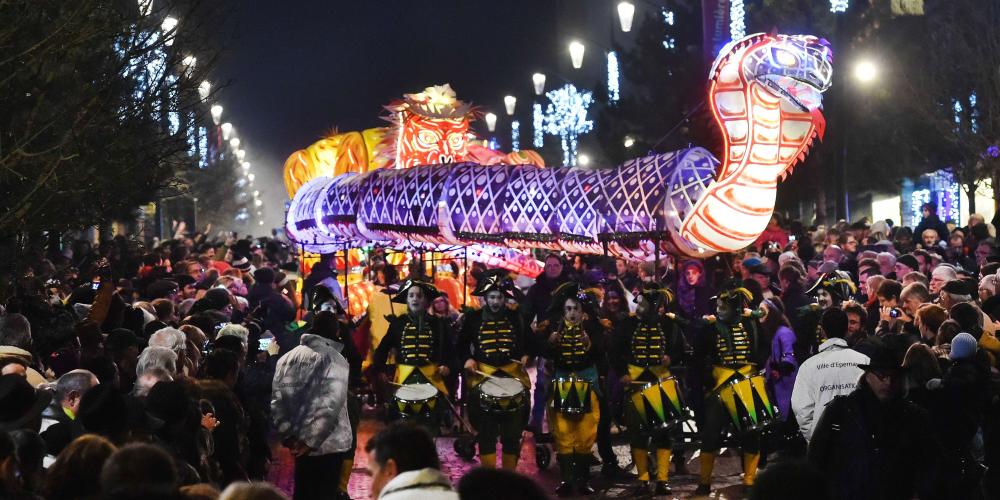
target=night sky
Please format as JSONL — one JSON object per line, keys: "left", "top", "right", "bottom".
{"left": 214, "top": 1, "right": 570, "bottom": 227}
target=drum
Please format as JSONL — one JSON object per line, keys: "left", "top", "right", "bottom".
{"left": 550, "top": 377, "right": 592, "bottom": 415}
{"left": 628, "top": 376, "right": 687, "bottom": 434}
{"left": 393, "top": 383, "right": 440, "bottom": 419}
{"left": 713, "top": 372, "right": 779, "bottom": 433}
{"left": 478, "top": 377, "right": 526, "bottom": 414}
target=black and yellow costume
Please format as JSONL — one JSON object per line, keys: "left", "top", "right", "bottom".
{"left": 458, "top": 307, "right": 529, "bottom": 469}
{"left": 458, "top": 270, "right": 530, "bottom": 469}
{"left": 372, "top": 280, "right": 454, "bottom": 429}
{"left": 611, "top": 284, "right": 686, "bottom": 495}
{"left": 693, "top": 282, "right": 768, "bottom": 494}
{"left": 539, "top": 283, "right": 605, "bottom": 497}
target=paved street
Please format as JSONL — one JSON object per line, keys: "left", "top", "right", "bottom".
{"left": 268, "top": 415, "right": 748, "bottom": 499}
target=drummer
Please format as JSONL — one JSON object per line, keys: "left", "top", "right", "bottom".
{"left": 611, "top": 282, "right": 686, "bottom": 496}
{"left": 693, "top": 280, "right": 768, "bottom": 496}
{"left": 457, "top": 269, "right": 530, "bottom": 470}
{"left": 536, "top": 282, "right": 606, "bottom": 497}
{"left": 371, "top": 279, "right": 454, "bottom": 429}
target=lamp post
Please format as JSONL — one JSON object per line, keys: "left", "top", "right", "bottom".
{"left": 484, "top": 112, "right": 497, "bottom": 133}
{"left": 532, "top": 73, "right": 546, "bottom": 95}
{"left": 198, "top": 81, "right": 211, "bottom": 101}
{"left": 210, "top": 105, "right": 222, "bottom": 125}
{"left": 569, "top": 41, "right": 585, "bottom": 69}
{"left": 617, "top": 2, "right": 635, "bottom": 32}
{"left": 220, "top": 122, "right": 233, "bottom": 140}
{"left": 504, "top": 96, "right": 516, "bottom": 116}
{"left": 161, "top": 17, "right": 178, "bottom": 45}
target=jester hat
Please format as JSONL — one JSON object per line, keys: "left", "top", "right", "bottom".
{"left": 806, "top": 270, "right": 857, "bottom": 302}
{"left": 547, "top": 281, "right": 601, "bottom": 318}
{"left": 472, "top": 269, "right": 521, "bottom": 300}
{"left": 386, "top": 278, "right": 442, "bottom": 304}
{"left": 634, "top": 282, "right": 675, "bottom": 310}
{"left": 711, "top": 279, "right": 754, "bottom": 308}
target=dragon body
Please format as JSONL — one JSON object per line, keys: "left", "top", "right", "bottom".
{"left": 286, "top": 33, "right": 832, "bottom": 263}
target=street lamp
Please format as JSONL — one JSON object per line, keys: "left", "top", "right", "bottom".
{"left": 485, "top": 112, "right": 497, "bottom": 132}
{"left": 210, "top": 105, "right": 222, "bottom": 125}
{"left": 161, "top": 17, "right": 178, "bottom": 46}
{"left": 532, "top": 73, "right": 546, "bottom": 95}
{"left": 854, "top": 60, "right": 878, "bottom": 83}
{"left": 578, "top": 153, "right": 591, "bottom": 166}
{"left": 504, "top": 96, "right": 516, "bottom": 116}
{"left": 569, "top": 41, "right": 585, "bottom": 69}
{"left": 617, "top": 2, "right": 635, "bottom": 32}
{"left": 254, "top": 199, "right": 262, "bottom": 207}
{"left": 181, "top": 55, "right": 196, "bottom": 77}
{"left": 229, "top": 137, "right": 240, "bottom": 149}
{"left": 241, "top": 161, "right": 250, "bottom": 170}
{"left": 623, "top": 136, "right": 635, "bottom": 148}
{"left": 247, "top": 173, "right": 256, "bottom": 183}
{"left": 235, "top": 150, "right": 246, "bottom": 162}
{"left": 220, "top": 122, "right": 233, "bottom": 140}
{"left": 198, "top": 81, "right": 211, "bottom": 101}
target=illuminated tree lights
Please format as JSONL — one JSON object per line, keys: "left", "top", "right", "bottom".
{"left": 532, "top": 102, "right": 544, "bottom": 148}
{"left": 511, "top": 120, "right": 520, "bottom": 151}
{"left": 730, "top": 0, "right": 746, "bottom": 40}
{"left": 830, "top": 0, "right": 849, "bottom": 13}
{"left": 542, "top": 84, "right": 594, "bottom": 166}
{"left": 607, "top": 51, "right": 620, "bottom": 103}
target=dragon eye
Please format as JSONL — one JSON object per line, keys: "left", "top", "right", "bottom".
{"left": 773, "top": 48, "right": 798, "bottom": 67}
{"left": 417, "top": 130, "right": 437, "bottom": 145}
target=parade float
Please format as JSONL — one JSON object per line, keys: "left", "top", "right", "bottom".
{"left": 283, "top": 32, "right": 833, "bottom": 299}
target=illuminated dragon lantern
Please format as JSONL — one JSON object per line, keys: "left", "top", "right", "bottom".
{"left": 286, "top": 33, "right": 833, "bottom": 264}
{"left": 283, "top": 84, "right": 544, "bottom": 197}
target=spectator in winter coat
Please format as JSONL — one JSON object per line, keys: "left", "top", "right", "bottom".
{"left": 809, "top": 341, "right": 940, "bottom": 500}
{"left": 366, "top": 422, "right": 458, "bottom": 500}
{"left": 762, "top": 299, "right": 798, "bottom": 420}
{"left": 914, "top": 203, "right": 950, "bottom": 245}
{"left": 790, "top": 308, "right": 870, "bottom": 442}
{"left": 271, "top": 318, "right": 352, "bottom": 500}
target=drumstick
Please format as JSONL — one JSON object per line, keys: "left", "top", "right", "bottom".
{"left": 474, "top": 370, "right": 500, "bottom": 380}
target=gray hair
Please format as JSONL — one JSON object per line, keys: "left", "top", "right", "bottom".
{"left": 932, "top": 264, "right": 959, "bottom": 282}
{"left": 149, "top": 327, "right": 186, "bottom": 353}
{"left": 55, "top": 369, "right": 99, "bottom": 403}
{"left": 220, "top": 482, "right": 289, "bottom": 500}
{"left": 217, "top": 324, "right": 249, "bottom": 343}
{"left": 0, "top": 314, "right": 32, "bottom": 350}
{"left": 876, "top": 252, "right": 896, "bottom": 266}
{"left": 136, "top": 346, "right": 178, "bottom": 377}
{"left": 134, "top": 367, "right": 173, "bottom": 397}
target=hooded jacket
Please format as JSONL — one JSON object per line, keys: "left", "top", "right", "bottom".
{"left": 271, "top": 333, "right": 351, "bottom": 456}
{"left": 790, "top": 337, "right": 869, "bottom": 441}
{"left": 378, "top": 468, "right": 459, "bottom": 500}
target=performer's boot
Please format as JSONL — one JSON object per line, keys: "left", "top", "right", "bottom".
{"left": 742, "top": 452, "right": 761, "bottom": 487}
{"left": 654, "top": 449, "right": 672, "bottom": 495}
{"left": 556, "top": 454, "right": 575, "bottom": 497}
{"left": 480, "top": 452, "right": 496, "bottom": 469}
{"left": 694, "top": 452, "right": 715, "bottom": 495}
{"left": 630, "top": 448, "right": 650, "bottom": 497}
{"left": 501, "top": 452, "right": 519, "bottom": 470}
{"left": 575, "top": 453, "right": 595, "bottom": 495}
{"left": 338, "top": 458, "right": 353, "bottom": 498}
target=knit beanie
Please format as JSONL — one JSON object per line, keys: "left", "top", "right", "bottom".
{"left": 950, "top": 332, "right": 978, "bottom": 361}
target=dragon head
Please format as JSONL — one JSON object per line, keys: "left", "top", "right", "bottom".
{"left": 746, "top": 34, "right": 833, "bottom": 113}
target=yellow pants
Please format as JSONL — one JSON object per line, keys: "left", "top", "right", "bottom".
{"left": 548, "top": 392, "right": 600, "bottom": 455}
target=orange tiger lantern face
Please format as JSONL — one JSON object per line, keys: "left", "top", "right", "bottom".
{"left": 396, "top": 114, "right": 469, "bottom": 168}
